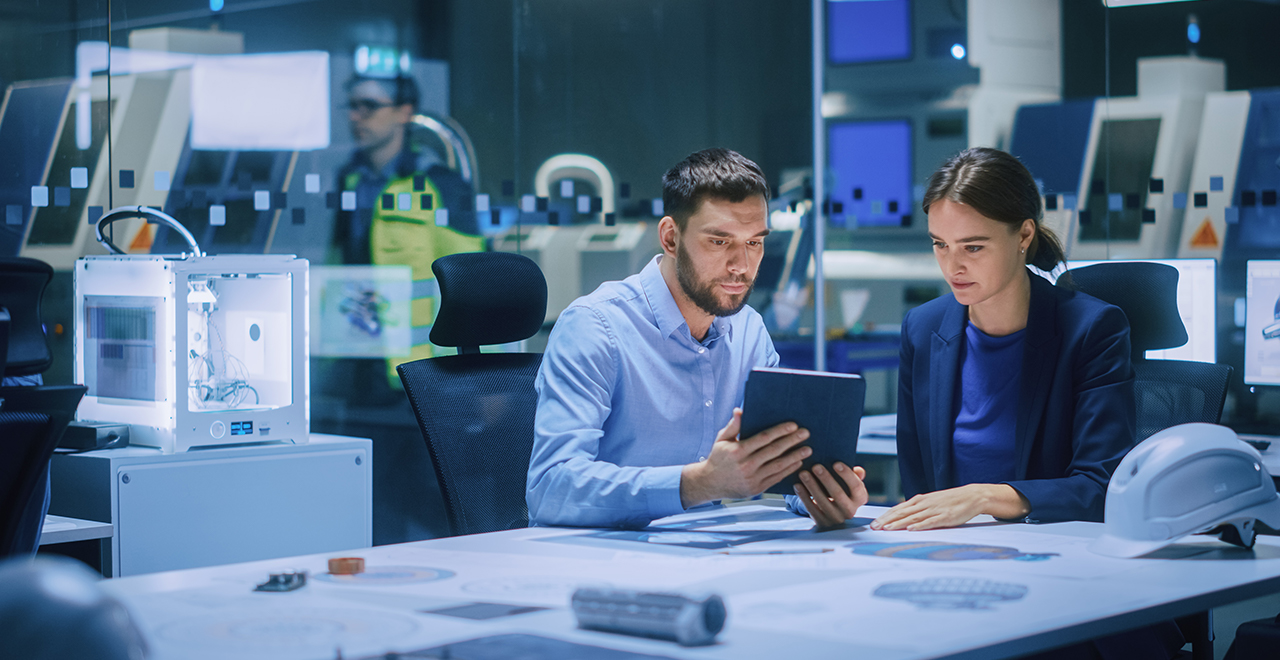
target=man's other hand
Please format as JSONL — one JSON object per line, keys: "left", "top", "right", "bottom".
{"left": 679, "top": 408, "right": 810, "bottom": 508}
{"left": 794, "top": 463, "right": 868, "bottom": 528}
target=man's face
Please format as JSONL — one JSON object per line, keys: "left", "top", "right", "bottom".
{"left": 348, "top": 80, "right": 412, "bottom": 152}
{"left": 672, "top": 196, "right": 770, "bottom": 317}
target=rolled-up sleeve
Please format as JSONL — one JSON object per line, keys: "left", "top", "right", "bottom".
{"left": 526, "top": 306, "right": 686, "bottom": 528}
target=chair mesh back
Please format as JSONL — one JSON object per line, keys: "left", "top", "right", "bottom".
{"left": 397, "top": 353, "right": 542, "bottom": 537}
{"left": 1134, "top": 360, "right": 1233, "bottom": 441}
{"left": 0, "top": 385, "right": 85, "bottom": 556}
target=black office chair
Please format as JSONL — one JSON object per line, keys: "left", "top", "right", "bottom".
{"left": 396, "top": 252, "right": 548, "bottom": 537}
{"left": 0, "top": 257, "right": 87, "bottom": 558}
{"left": 1063, "top": 262, "right": 1232, "bottom": 440}
{"left": 1062, "top": 261, "right": 1231, "bottom": 660}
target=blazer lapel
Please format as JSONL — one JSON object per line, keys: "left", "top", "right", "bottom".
{"left": 929, "top": 299, "right": 966, "bottom": 490}
{"left": 1015, "top": 275, "right": 1061, "bottom": 479}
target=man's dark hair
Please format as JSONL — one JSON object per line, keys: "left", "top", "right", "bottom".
{"left": 345, "top": 75, "right": 420, "bottom": 110}
{"left": 662, "top": 148, "right": 769, "bottom": 230}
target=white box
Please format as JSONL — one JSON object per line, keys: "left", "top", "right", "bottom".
{"left": 75, "top": 254, "right": 309, "bottom": 453}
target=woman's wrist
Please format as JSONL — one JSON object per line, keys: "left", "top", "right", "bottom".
{"left": 981, "top": 484, "right": 1030, "bottom": 519}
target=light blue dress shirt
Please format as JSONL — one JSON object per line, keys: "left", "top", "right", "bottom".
{"left": 527, "top": 255, "right": 779, "bottom": 528}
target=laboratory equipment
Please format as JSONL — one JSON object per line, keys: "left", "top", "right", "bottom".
{"left": 1011, "top": 57, "right": 1224, "bottom": 260}
{"left": 75, "top": 207, "right": 308, "bottom": 453}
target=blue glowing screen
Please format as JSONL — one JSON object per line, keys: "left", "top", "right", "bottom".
{"left": 828, "top": 0, "right": 912, "bottom": 64}
{"left": 828, "top": 119, "right": 913, "bottom": 227}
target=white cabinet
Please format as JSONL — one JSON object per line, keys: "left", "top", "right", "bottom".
{"left": 50, "top": 434, "right": 371, "bottom": 577}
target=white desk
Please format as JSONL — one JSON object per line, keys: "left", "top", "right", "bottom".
{"left": 102, "top": 503, "right": 1280, "bottom": 660}
{"left": 39, "top": 514, "right": 113, "bottom": 545}
{"left": 50, "top": 433, "right": 373, "bottom": 577}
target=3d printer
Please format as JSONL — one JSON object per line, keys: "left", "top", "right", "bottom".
{"left": 75, "top": 207, "right": 308, "bottom": 453}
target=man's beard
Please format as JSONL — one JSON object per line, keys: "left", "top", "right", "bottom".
{"left": 675, "top": 241, "right": 755, "bottom": 317}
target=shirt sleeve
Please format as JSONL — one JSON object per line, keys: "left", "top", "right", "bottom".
{"left": 526, "top": 305, "right": 687, "bottom": 528}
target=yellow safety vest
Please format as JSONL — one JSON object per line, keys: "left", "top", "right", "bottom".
{"left": 354, "top": 172, "right": 485, "bottom": 383}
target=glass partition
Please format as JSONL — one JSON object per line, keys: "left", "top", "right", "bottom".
{"left": 7, "top": 0, "right": 1280, "bottom": 537}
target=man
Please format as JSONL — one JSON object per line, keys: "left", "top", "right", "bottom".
{"left": 526, "top": 148, "right": 868, "bottom": 529}
{"left": 330, "top": 75, "right": 484, "bottom": 382}
{"left": 321, "top": 76, "right": 486, "bottom": 545}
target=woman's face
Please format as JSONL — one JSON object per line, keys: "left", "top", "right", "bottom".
{"left": 927, "top": 198, "right": 1033, "bottom": 309}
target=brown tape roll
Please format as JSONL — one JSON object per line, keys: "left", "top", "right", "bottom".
{"left": 328, "top": 557, "right": 365, "bottom": 575}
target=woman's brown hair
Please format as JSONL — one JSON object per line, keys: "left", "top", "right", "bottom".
{"left": 921, "top": 147, "right": 1065, "bottom": 271}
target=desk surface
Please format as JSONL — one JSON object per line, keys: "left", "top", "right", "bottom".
{"left": 102, "top": 503, "right": 1280, "bottom": 660}
{"left": 39, "top": 514, "right": 113, "bottom": 545}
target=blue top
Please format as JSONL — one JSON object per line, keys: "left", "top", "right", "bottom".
{"left": 952, "top": 323, "right": 1024, "bottom": 487}
{"left": 896, "top": 272, "right": 1135, "bottom": 523}
{"left": 526, "top": 255, "right": 779, "bottom": 528}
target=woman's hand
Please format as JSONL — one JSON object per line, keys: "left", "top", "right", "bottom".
{"left": 870, "top": 484, "right": 1029, "bottom": 531}
{"left": 794, "top": 463, "right": 869, "bottom": 529}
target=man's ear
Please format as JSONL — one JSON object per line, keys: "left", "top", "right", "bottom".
{"left": 658, "top": 216, "right": 680, "bottom": 257}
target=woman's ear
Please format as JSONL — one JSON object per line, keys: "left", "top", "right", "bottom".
{"left": 1020, "top": 218, "right": 1036, "bottom": 250}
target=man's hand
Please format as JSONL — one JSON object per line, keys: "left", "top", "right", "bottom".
{"left": 870, "top": 484, "right": 1030, "bottom": 531}
{"left": 680, "top": 408, "right": 811, "bottom": 508}
{"left": 794, "top": 463, "right": 868, "bottom": 528}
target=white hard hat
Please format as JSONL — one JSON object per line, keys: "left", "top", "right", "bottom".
{"left": 1090, "top": 423, "right": 1280, "bottom": 558}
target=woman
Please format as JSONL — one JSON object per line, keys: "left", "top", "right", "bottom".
{"left": 801, "top": 148, "right": 1179, "bottom": 660}
{"left": 874, "top": 146, "right": 1136, "bottom": 530}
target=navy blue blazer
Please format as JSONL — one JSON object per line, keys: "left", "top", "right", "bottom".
{"left": 896, "top": 272, "right": 1136, "bottom": 523}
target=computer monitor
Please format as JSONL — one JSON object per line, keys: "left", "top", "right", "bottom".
{"left": 827, "top": 0, "right": 911, "bottom": 65}
{"left": 827, "top": 119, "right": 913, "bottom": 228}
{"left": 1245, "top": 260, "right": 1280, "bottom": 386}
{"left": 1066, "top": 258, "right": 1217, "bottom": 363}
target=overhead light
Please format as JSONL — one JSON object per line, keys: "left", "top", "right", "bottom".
{"left": 950, "top": 43, "right": 966, "bottom": 60}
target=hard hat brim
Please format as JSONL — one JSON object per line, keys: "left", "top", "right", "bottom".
{"left": 1088, "top": 533, "right": 1172, "bottom": 558}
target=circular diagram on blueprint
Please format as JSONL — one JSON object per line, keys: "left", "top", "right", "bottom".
{"left": 848, "top": 541, "right": 1058, "bottom": 562}
{"left": 155, "top": 607, "right": 419, "bottom": 657}
{"left": 873, "top": 578, "right": 1028, "bottom": 610}
{"left": 312, "top": 565, "right": 455, "bottom": 586}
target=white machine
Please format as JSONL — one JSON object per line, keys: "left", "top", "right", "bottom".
{"left": 75, "top": 208, "right": 308, "bottom": 453}
{"left": 1017, "top": 57, "right": 1225, "bottom": 261}
{"left": 12, "top": 28, "right": 244, "bottom": 269}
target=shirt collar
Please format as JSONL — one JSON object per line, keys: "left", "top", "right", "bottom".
{"left": 639, "top": 255, "right": 734, "bottom": 345}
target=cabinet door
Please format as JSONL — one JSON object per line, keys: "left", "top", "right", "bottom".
{"left": 115, "top": 448, "right": 370, "bottom": 576}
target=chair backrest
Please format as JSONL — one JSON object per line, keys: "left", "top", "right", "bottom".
{"left": 398, "top": 252, "right": 548, "bottom": 536}
{"left": 1061, "top": 261, "right": 1232, "bottom": 441}
{"left": 0, "top": 385, "right": 86, "bottom": 557}
{"left": 1062, "top": 261, "right": 1187, "bottom": 357}
{"left": 0, "top": 258, "right": 54, "bottom": 377}
{"left": 1134, "top": 360, "right": 1233, "bottom": 442}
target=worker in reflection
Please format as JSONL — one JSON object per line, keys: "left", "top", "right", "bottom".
{"left": 330, "top": 75, "right": 484, "bottom": 388}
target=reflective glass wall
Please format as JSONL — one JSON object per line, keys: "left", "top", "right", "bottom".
{"left": 5, "top": 0, "right": 1280, "bottom": 543}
